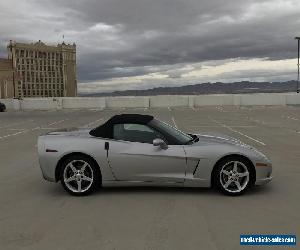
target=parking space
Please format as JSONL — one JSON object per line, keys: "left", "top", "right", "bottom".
{"left": 0, "top": 106, "right": 299, "bottom": 250}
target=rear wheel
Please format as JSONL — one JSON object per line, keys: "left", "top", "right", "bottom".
{"left": 213, "top": 157, "right": 254, "bottom": 196}
{"left": 60, "top": 155, "right": 101, "bottom": 196}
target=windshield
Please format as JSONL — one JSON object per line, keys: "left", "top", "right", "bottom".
{"left": 149, "top": 119, "right": 193, "bottom": 145}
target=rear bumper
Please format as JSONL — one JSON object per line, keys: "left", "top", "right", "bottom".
{"left": 38, "top": 136, "right": 58, "bottom": 182}
{"left": 41, "top": 170, "right": 56, "bottom": 182}
{"left": 39, "top": 157, "right": 56, "bottom": 182}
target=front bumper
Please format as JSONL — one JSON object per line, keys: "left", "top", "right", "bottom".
{"left": 255, "top": 176, "right": 273, "bottom": 185}
{"left": 254, "top": 162, "right": 273, "bottom": 186}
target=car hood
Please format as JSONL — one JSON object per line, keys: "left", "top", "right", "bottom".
{"left": 190, "top": 132, "right": 269, "bottom": 161}
{"left": 192, "top": 132, "right": 248, "bottom": 147}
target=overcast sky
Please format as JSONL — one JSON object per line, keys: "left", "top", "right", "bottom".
{"left": 0, "top": 0, "right": 299, "bottom": 93}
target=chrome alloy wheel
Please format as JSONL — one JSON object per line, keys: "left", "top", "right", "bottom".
{"left": 63, "top": 160, "right": 94, "bottom": 193}
{"left": 219, "top": 161, "right": 249, "bottom": 193}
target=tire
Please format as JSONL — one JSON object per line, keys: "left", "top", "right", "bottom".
{"left": 213, "top": 156, "right": 255, "bottom": 196}
{"left": 0, "top": 104, "right": 5, "bottom": 112}
{"left": 60, "top": 155, "right": 101, "bottom": 196}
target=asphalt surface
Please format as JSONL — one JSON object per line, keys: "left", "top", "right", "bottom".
{"left": 0, "top": 106, "right": 299, "bottom": 250}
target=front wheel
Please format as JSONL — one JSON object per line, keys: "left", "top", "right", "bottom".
{"left": 213, "top": 157, "right": 255, "bottom": 196}
{"left": 60, "top": 155, "right": 101, "bottom": 196}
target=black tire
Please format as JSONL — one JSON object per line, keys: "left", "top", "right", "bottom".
{"left": 60, "top": 154, "right": 101, "bottom": 196}
{"left": 213, "top": 156, "right": 255, "bottom": 196}
{"left": 0, "top": 103, "right": 5, "bottom": 112}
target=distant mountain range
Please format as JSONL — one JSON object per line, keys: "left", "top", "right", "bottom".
{"left": 79, "top": 80, "right": 299, "bottom": 97}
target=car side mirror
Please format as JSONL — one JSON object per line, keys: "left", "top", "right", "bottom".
{"left": 153, "top": 138, "right": 168, "bottom": 150}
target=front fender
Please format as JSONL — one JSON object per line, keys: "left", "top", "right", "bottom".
{"left": 184, "top": 143, "right": 261, "bottom": 187}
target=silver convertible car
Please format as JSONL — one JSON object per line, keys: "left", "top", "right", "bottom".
{"left": 38, "top": 114, "right": 272, "bottom": 196}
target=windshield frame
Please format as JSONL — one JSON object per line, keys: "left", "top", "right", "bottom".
{"left": 148, "top": 119, "right": 193, "bottom": 145}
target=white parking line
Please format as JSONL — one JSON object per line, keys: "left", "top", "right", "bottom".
{"left": 31, "top": 127, "right": 41, "bottom": 131}
{"left": 209, "top": 117, "right": 266, "bottom": 146}
{"left": 189, "top": 125, "right": 256, "bottom": 128}
{"left": 6, "top": 128, "right": 28, "bottom": 131}
{"left": 3, "top": 126, "right": 61, "bottom": 132}
{"left": 172, "top": 117, "right": 178, "bottom": 128}
{"left": 48, "top": 119, "right": 67, "bottom": 126}
{"left": 282, "top": 115, "right": 299, "bottom": 121}
{"left": 0, "top": 119, "right": 34, "bottom": 129}
{"left": 224, "top": 125, "right": 266, "bottom": 146}
{"left": 0, "top": 130, "right": 28, "bottom": 139}
{"left": 38, "top": 127, "right": 60, "bottom": 130}
{"left": 91, "top": 109, "right": 103, "bottom": 112}
{"left": 248, "top": 115, "right": 300, "bottom": 135}
{"left": 32, "top": 119, "right": 68, "bottom": 130}
{"left": 248, "top": 117, "right": 267, "bottom": 125}
{"left": 0, "top": 119, "right": 68, "bottom": 140}
{"left": 83, "top": 118, "right": 104, "bottom": 128}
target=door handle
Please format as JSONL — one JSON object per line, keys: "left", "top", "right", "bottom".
{"left": 105, "top": 141, "right": 109, "bottom": 150}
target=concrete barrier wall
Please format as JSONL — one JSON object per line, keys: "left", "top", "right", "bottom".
{"left": 239, "top": 93, "right": 287, "bottom": 106}
{"left": 106, "top": 96, "right": 149, "bottom": 108}
{"left": 62, "top": 97, "right": 105, "bottom": 109}
{"left": 1, "top": 93, "right": 300, "bottom": 111}
{"left": 20, "top": 98, "right": 58, "bottom": 110}
{"left": 194, "top": 94, "right": 236, "bottom": 106}
{"left": 194, "top": 93, "right": 297, "bottom": 106}
{"left": 150, "top": 95, "right": 189, "bottom": 107}
{"left": 286, "top": 93, "right": 300, "bottom": 105}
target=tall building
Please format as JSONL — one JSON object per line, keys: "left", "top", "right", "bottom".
{"left": 7, "top": 40, "right": 77, "bottom": 98}
{"left": 0, "top": 58, "right": 15, "bottom": 99}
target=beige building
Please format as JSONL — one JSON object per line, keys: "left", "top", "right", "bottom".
{"left": 0, "top": 58, "right": 15, "bottom": 99}
{"left": 6, "top": 40, "right": 77, "bottom": 98}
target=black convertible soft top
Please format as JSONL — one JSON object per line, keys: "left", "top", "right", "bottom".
{"left": 89, "top": 114, "right": 154, "bottom": 138}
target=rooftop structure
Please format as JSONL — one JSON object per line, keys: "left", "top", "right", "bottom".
{"left": 6, "top": 40, "right": 77, "bottom": 98}
{"left": 0, "top": 58, "right": 15, "bottom": 99}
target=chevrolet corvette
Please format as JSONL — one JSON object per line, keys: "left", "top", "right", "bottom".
{"left": 38, "top": 114, "right": 272, "bottom": 196}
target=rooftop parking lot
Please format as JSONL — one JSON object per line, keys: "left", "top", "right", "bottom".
{"left": 0, "top": 106, "right": 300, "bottom": 250}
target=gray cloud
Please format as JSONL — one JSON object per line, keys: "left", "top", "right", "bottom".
{"left": 0, "top": 0, "right": 299, "bottom": 92}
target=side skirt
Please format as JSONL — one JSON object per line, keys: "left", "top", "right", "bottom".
{"left": 102, "top": 180, "right": 184, "bottom": 187}
{"left": 183, "top": 174, "right": 211, "bottom": 187}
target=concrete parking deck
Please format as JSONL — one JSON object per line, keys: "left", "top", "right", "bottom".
{"left": 0, "top": 106, "right": 300, "bottom": 250}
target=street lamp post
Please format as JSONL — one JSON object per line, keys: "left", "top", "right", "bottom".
{"left": 295, "top": 37, "right": 300, "bottom": 93}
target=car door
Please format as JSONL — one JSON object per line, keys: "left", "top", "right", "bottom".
{"left": 106, "top": 123, "right": 187, "bottom": 184}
